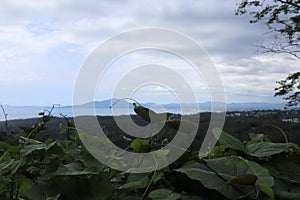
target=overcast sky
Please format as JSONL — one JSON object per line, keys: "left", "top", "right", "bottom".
{"left": 0, "top": 0, "right": 299, "bottom": 106}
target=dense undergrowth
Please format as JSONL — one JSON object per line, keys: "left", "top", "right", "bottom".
{"left": 0, "top": 104, "right": 300, "bottom": 200}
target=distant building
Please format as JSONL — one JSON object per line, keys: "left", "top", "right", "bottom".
{"left": 282, "top": 118, "right": 299, "bottom": 123}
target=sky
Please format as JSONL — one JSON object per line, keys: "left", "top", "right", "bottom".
{"left": 0, "top": 0, "right": 299, "bottom": 106}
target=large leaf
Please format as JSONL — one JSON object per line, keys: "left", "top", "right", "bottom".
{"left": 212, "top": 128, "right": 245, "bottom": 151}
{"left": 152, "top": 171, "right": 164, "bottom": 184}
{"left": 78, "top": 133, "right": 112, "bottom": 145}
{"left": 54, "top": 161, "right": 98, "bottom": 176}
{"left": 176, "top": 156, "right": 274, "bottom": 199}
{"left": 118, "top": 173, "right": 150, "bottom": 190}
{"left": 248, "top": 133, "right": 269, "bottom": 144}
{"left": 20, "top": 141, "right": 56, "bottom": 156}
{"left": 245, "top": 142, "right": 299, "bottom": 158}
{"left": 148, "top": 189, "right": 181, "bottom": 200}
{"left": 130, "top": 138, "right": 150, "bottom": 152}
{"left": 26, "top": 183, "right": 60, "bottom": 200}
{"left": 18, "top": 136, "right": 42, "bottom": 144}
{"left": 266, "top": 160, "right": 300, "bottom": 184}
{"left": 256, "top": 182, "right": 274, "bottom": 200}
{"left": 0, "top": 152, "right": 22, "bottom": 175}
{"left": 273, "top": 178, "right": 300, "bottom": 200}
{"left": 18, "top": 175, "right": 34, "bottom": 196}
{"left": 0, "top": 141, "right": 19, "bottom": 155}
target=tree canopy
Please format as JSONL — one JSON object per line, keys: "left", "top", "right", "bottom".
{"left": 274, "top": 72, "right": 300, "bottom": 107}
{"left": 236, "top": 0, "right": 300, "bottom": 107}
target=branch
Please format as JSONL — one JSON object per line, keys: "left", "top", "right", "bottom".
{"left": 260, "top": 45, "right": 300, "bottom": 59}
{"left": 0, "top": 103, "right": 9, "bottom": 133}
{"left": 276, "top": 0, "right": 300, "bottom": 9}
{"left": 266, "top": 124, "right": 289, "bottom": 143}
{"left": 27, "top": 104, "right": 58, "bottom": 139}
{"left": 257, "top": 35, "right": 300, "bottom": 59}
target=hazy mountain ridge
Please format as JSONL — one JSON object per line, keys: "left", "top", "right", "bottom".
{"left": 1, "top": 99, "right": 298, "bottom": 121}
{"left": 70, "top": 99, "right": 289, "bottom": 111}
{"left": 4, "top": 99, "right": 290, "bottom": 111}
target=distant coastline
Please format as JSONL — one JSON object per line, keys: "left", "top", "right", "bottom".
{"left": 1, "top": 99, "right": 295, "bottom": 121}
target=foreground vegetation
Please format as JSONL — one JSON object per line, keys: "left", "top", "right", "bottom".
{"left": 0, "top": 105, "right": 300, "bottom": 200}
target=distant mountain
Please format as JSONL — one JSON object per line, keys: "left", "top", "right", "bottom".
{"left": 3, "top": 99, "right": 289, "bottom": 111}
{"left": 226, "top": 102, "right": 286, "bottom": 111}
{"left": 1, "top": 99, "right": 295, "bottom": 121}
{"left": 68, "top": 99, "right": 287, "bottom": 111}
{"left": 70, "top": 98, "right": 125, "bottom": 109}
{"left": 69, "top": 99, "right": 158, "bottom": 109}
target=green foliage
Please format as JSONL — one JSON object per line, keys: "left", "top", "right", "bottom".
{"left": 256, "top": 182, "right": 274, "bottom": 200}
{"left": 133, "top": 103, "right": 171, "bottom": 123}
{"left": 176, "top": 156, "right": 274, "bottom": 199}
{"left": 1, "top": 106, "right": 300, "bottom": 199}
{"left": 245, "top": 142, "right": 299, "bottom": 157}
{"left": 236, "top": 0, "right": 300, "bottom": 108}
{"left": 130, "top": 138, "right": 151, "bottom": 153}
{"left": 248, "top": 133, "right": 270, "bottom": 144}
{"left": 212, "top": 128, "right": 245, "bottom": 151}
{"left": 118, "top": 173, "right": 150, "bottom": 190}
{"left": 274, "top": 72, "right": 300, "bottom": 107}
{"left": 273, "top": 178, "right": 300, "bottom": 199}
{"left": 148, "top": 189, "right": 181, "bottom": 200}
{"left": 236, "top": 0, "right": 300, "bottom": 59}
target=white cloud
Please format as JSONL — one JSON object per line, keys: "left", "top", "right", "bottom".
{"left": 0, "top": 0, "right": 297, "bottom": 105}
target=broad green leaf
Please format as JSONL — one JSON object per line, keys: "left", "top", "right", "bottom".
{"left": 18, "top": 136, "right": 42, "bottom": 144}
{"left": 148, "top": 189, "right": 181, "bottom": 200}
{"left": 256, "top": 182, "right": 274, "bottom": 200}
{"left": 0, "top": 151, "right": 10, "bottom": 161}
{"left": 133, "top": 105, "right": 152, "bottom": 122}
{"left": 176, "top": 156, "right": 274, "bottom": 199}
{"left": 273, "top": 178, "right": 300, "bottom": 200}
{"left": 248, "top": 133, "right": 269, "bottom": 144}
{"left": 130, "top": 138, "right": 150, "bottom": 152}
{"left": 0, "top": 141, "right": 19, "bottom": 155}
{"left": 0, "top": 158, "right": 22, "bottom": 175}
{"left": 20, "top": 141, "right": 56, "bottom": 156}
{"left": 118, "top": 182, "right": 144, "bottom": 190}
{"left": 152, "top": 171, "right": 164, "bottom": 184}
{"left": 118, "top": 173, "right": 149, "bottom": 190}
{"left": 26, "top": 183, "right": 60, "bottom": 200}
{"left": 246, "top": 142, "right": 299, "bottom": 158}
{"left": 0, "top": 141, "right": 15, "bottom": 150}
{"left": 78, "top": 151, "right": 105, "bottom": 172}
{"left": 54, "top": 161, "right": 98, "bottom": 176}
{"left": 54, "top": 162, "right": 82, "bottom": 175}
{"left": 206, "top": 144, "right": 228, "bottom": 158}
{"left": 212, "top": 128, "right": 245, "bottom": 151}
{"left": 18, "top": 175, "right": 34, "bottom": 196}
{"left": 78, "top": 133, "right": 112, "bottom": 145}
{"left": 266, "top": 160, "right": 300, "bottom": 184}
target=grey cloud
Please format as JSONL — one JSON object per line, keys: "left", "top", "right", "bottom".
{"left": 0, "top": 0, "right": 297, "bottom": 105}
